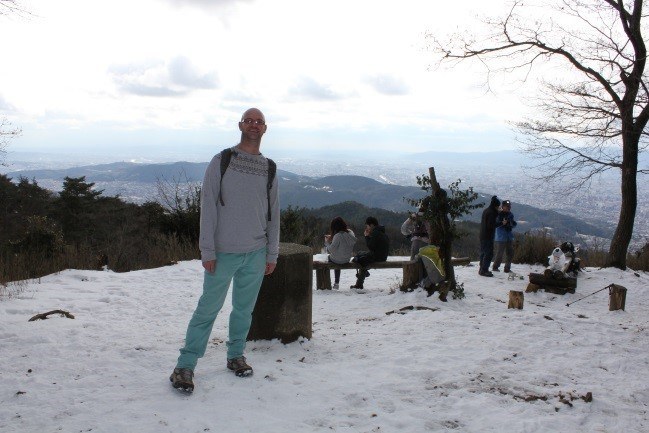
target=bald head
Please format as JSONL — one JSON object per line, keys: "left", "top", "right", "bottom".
{"left": 238, "top": 107, "right": 267, "bottom": 150}
{"left": 241, "top": 108, "right": 265, "bottom": 123}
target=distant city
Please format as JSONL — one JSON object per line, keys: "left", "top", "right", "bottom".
{"left": 3, "top": 149, "right": 647, "bottom": 250}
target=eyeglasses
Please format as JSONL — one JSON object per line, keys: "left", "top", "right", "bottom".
{"left": 240, "top": 118, "right": 265, "bottom": 126}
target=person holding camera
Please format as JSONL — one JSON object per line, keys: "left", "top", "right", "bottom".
{"left": 492, "top": 199, "right": 517, "bottom": 273}
{"left": 400, "top": 210, "right": 430, "bottom": 260}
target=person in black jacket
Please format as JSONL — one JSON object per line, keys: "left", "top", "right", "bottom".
{"left": 350, "top": 216, "right": 389, "bottom": 289}
{"left": 479, "top": 195, "right": 500, "bottom": 277}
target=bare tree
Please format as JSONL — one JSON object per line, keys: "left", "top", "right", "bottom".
{"left": 429, "top": 0, "right": 648, "bottom": 269}
{"left": 0, "top": 118, "right": 21, "bottom": 166}
{"left": 0, "top": 0, "right": 29, "bottom": 17}
{"left": 1, "top": 0, "right": 28, "bottom": 165}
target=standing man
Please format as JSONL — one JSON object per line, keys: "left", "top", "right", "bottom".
{"left": 492, "top": 200, "right": 517, "bottom": 273}
{"left": 478, "top": 195, "right": 500, "bottom": 277}
{"left": 170, "top": 108, "right": 280, "bottom": 393}
{"left": 350, "top": 216, "right": 389, "bottom": 289}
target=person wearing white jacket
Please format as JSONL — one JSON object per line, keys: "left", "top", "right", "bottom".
{"left": 401, "top": 212, "right": 429, "bottom": 260}
{"left": 324, "top": 216, "right": 356, "bottom": 289}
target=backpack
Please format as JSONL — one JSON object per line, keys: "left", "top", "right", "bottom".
{"left": 217, "top": 148, "right": 277, "bottom": 221}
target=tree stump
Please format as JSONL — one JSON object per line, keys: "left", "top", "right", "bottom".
{"left": 248, "top": 243, "right": 312, "bottom": 343}
{"left": 508, "top": 290, "right": 524, "bottom": 309}
{"left": 401, "top": 260, "right": 424, "bottom": 290}
{"left": 609, "top": 284, "right": 627, "bottom": 311}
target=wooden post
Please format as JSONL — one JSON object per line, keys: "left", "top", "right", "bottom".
{"left": 508, "top": 290, "right": 524, "bottom": 309}
{"left": 401, "top": 260, "right": 424, "bottom": 291}
{"left": 315, "top": 268, "right": 332, "bottom": 290}
{"left": 609, "top": 284, "right": 627, "bottom": 311}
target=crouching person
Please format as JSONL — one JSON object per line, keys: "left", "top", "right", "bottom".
{"left": 350, "top": 216, "right": 389, "bottom": 289}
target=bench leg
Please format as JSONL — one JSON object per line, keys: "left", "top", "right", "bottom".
{"left": 316, "top": 268, "right": 332, "bottom": 290}
{"left": 401, "top": 261, "right": 423, "bottom": 291}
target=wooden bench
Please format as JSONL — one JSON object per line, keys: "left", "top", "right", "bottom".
{"left": 313, "top": 257, "right": 471, "bottom": 290}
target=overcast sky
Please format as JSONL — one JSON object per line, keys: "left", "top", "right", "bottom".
{"left": 1, "top": 0, "right": 527, "bottom": 160}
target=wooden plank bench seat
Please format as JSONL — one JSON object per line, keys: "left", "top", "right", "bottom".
{"left": 313, "top": 257, "right": 470, "bottom": 290}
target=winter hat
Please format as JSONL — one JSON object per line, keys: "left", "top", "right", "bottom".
{"left": 490, "top": 196, "right": 500, "bottom": 207}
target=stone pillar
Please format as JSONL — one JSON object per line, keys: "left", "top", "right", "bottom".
{"left": 248, "top": 243, "right": 313, "bottom": 343}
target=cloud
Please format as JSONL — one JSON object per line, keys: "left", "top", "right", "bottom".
{"left": 109, "top": 57, "right": 218, "bottom": 97}
{"left": 0, "top": 95, "right": 15, "bottom": 112}
{"left": 287, "top": 76, "right": 346, "bottom": 101}
{"left": 365, "top": 74, "right": 409, "bottom": 96}
{"left": 168, "top": 56, "right": 218, "bottom": 89}
{"left": 118, "top": 83, "right": 188, "bottom": 97}
{"left": 164, "top": 0, "right": 252, "bottom": 9}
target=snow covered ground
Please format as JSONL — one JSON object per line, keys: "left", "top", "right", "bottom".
{"left": 1, "top": 258, "right": 648, "bottom": 433}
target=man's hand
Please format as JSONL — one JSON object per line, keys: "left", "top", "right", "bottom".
{"left": 203, "top": 260, "right": 216, "bottom": 273}
{"left": 265, "top": 262, "right": 276, "bottom": 275}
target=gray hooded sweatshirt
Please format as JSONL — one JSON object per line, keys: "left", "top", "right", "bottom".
{"left": 325, "top": 230, "right": 356, "bottom": 264}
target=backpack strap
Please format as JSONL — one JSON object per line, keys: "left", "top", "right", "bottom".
{"left": 218, "top": 148, "right": 234, "bottom": 206}
{"left": 266, "top": 158, "right": 276, "bottom": 221}
{"left": 218, "top": 148, "right": 277, "bottom": 222}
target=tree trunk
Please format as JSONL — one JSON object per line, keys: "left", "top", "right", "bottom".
{"left": 429, "top": 167, "right": 456, "bottom": 292}
{"left": 607, "top": 131, "right": 639, "bottom": 269}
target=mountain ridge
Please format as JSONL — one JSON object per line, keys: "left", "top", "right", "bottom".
{"left": 5, "top": 161, "right": 611, "bottom": 239}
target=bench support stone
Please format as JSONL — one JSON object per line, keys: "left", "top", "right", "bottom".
{"left": 248, "top": 243, "right": 312, "bottom": 343}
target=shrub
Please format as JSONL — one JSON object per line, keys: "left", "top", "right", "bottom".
{"left": 513, "top": 230, "right": 557, "bottom": 265}
{"left": 628, "top": 241, "right": 649, "bottom": 272}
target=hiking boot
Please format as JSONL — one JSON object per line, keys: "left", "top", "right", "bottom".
{"left": 503, "top": 269, "right": 511, "bottom": 273}
{"left": 480, "top": 271, "right": 494, "bottom": 277}
{"left": 350, "top": 282, "right": 364, "bottom": 289}
{"left": 492, "top": 268, "right": 500, "bottom": 272}
{"left": 355, "top": 270, "right": 370, "bottom": 278}
{"left": 332, "top": 283, "right": 339, "bottom": 290}
{"left": 227, "top": 356, "right": 253, "bottom": 377}
{"left": 170, "top": 367, "right": 194, "bottom": 393}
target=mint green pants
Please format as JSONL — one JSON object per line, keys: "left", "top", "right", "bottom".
{"left": 176, "top": 247, "right": 266, "bottom": 370}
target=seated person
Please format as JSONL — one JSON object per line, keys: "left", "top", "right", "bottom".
{"left": 350, "top": 216, "right": 389, "bottom": 289}
{"left": 324, "top": 216, "right": 356, "bottom": 289}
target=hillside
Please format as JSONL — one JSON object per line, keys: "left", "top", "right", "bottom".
{"left": 6, "top": 161, "right": 611, "bottom": 240}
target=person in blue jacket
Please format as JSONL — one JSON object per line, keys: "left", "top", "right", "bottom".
{"left": 492, "top": 200, "right": 517, "bottom": 273}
